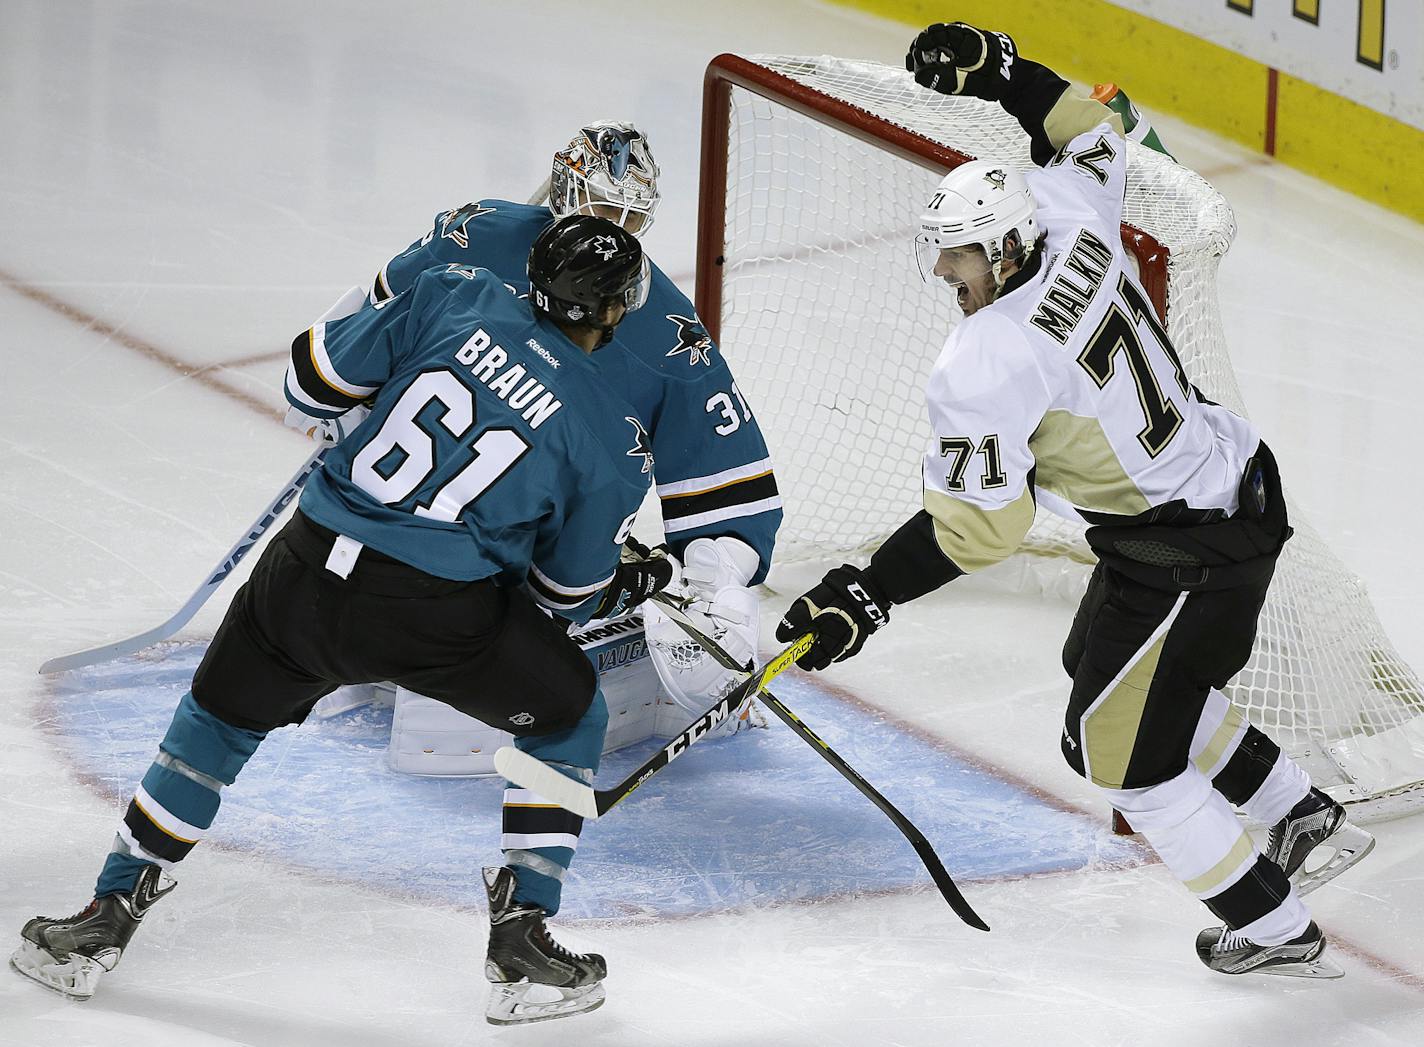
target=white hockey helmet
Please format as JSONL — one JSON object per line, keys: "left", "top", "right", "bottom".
{"left": 915, "top": 160, "right": 1039, "bottom": 291}
{"left": 550, "top": 121, "right": 661, "bottom": 237}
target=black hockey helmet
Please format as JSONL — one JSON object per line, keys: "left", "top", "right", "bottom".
{"left": 527, "top": 214, "right": 649, "bottom": 346}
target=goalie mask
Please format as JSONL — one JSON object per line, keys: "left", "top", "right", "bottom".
{"left": 915, "top": 160, "right": 1038, "bottom": 312}
{"left": 550, "top": 121, "right": 661, "bottom": 237}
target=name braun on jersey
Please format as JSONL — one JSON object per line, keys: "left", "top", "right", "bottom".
{"left": 1029, "top": 228, "right": 1114, "bottom": 344}
{"left": 453, "top": 328, "right": 564, "bottom": 428}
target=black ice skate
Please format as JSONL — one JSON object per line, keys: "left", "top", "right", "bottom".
{"left": 483, "top": 866, "right": 606, "bottom": 1026}
{"left": 1195, "top": 921, "right": 1343, "bottom": 979}
{"left": 1266, "top": 787, "right": 1375, "bottom": 896}
{"left": 10, "top": 864, "right": 176, "bottom": 1000}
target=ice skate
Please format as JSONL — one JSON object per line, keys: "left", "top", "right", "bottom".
{"left": 1266, "top": 787, "right": 1375, "bottom": 896}
{"left": 483, "top": 866, "right": 606, "bottom": 1026}
{"left": 10, "top": 864, "right": 176, "bottom": 1000}
{"left": 1195, "top": 921, "right": 1343, "bottom": 979}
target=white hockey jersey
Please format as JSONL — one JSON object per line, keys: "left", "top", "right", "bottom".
{"left": 921, "top": 125, "right": 1259, "bottom": 573}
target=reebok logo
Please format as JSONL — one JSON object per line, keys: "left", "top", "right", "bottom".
{"left": 526, "top": 338, "right": 560, "bottom": 369}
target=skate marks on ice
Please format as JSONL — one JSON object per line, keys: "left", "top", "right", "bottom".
{"left": 41, "top": 641, "right": 1147, "bottom": 920}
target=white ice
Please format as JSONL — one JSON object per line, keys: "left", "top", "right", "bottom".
{"left": 3, "top": 1, "right": 1424, "bottom": 1044}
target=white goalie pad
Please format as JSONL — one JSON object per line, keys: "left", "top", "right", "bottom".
{"left": 645, "top": 537, "right": 763, "bottom": 735}
{"left": 645, "top": 590, "right": 759, "bottom": 710}
{"left": 388, "top": 612, "right": 677, "bottom": 776}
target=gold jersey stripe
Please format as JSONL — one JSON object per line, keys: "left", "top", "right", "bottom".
{"left": 1043, "top": 88, "right": 1124, "bottom": 152}
{"left": 1029, "top": 409, "right": 1151, "bottom": 516}
{"left": 659, "top": 468, "right": 774, "bottom": 499}
{"left": 923, "top": 485, "right": 1035, "bottom": 574}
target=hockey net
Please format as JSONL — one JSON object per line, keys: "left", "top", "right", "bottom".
{"left": 697, "top": 53, "right": 1424, "bottom": 815}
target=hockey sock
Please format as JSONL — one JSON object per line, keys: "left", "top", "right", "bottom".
{"left": 1190, "top": 689, "right": 1309, "bottom": 818}
{"left": 1103, "top": 764, "right": 1306, "bottom": 936}
{"left": 1236, "top": 746, "right": 1312, "bottom": 826}
{"left": 501, "top": 689, "right": 608, "bottom": 915}
{"left": 96, "top": 691, "right": 267, "bottom": 896}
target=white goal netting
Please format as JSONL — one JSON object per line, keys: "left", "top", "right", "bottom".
{"left": 705, "top": 54, "right": 1424, "bottom": 814}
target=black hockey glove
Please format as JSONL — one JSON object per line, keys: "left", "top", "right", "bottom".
{"left": 775, "top": 564, "right": 892, "bottom": 671}
{"left": 905, "top": 22, "right": 1016, "bottom": 101}
{"left": 592, "top": 546, "right": 674, "bottom": 621}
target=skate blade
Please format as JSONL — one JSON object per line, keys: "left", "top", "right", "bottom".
{"left": 486, "top": 979, "right": 606, "bottom": 1025}
{"left": 9, "top": 940, "right": 105, "bottom": 1001}
{"left": 1242, "top": 953, "right": 1346, "bottom": 980}
{"left": 1294, "top": 824, "right": 1376, "bottom": 897}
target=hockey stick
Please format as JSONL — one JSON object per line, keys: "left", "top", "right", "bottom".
{"left": 38, "top": 447, "right": 328, "bottom": 674}
{"left": 493, "top": 631, "right": 814, "bottom": 820}
{"left": 646, "top": 594, "right": 989, "bottom": 932}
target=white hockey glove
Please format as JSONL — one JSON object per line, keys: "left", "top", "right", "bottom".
{"left": 645, "top": 536, "right": 764, "bottom": 737}
{"left": 284, "top": 403, "right": 371, "bottom": 446}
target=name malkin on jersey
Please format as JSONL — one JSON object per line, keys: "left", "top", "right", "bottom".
{"left": 1029, "top": 228, "right": 1114, "bottom": 344}
{"left": 453, "top": 328, "right": 563, "bottom": 428}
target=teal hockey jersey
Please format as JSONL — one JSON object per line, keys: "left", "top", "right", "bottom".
{"left": 285, "top": 264, "right": 651, "bottom": 623}
{"left": 371, "top": 200, "right": 780, "bottom": 583}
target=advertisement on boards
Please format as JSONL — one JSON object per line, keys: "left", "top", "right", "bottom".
{"left": 1104, "top": 1, "right": 1421, "bottom": 130}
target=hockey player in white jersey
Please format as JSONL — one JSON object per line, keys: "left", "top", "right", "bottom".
{"left": 778, "top": 23, "right": 1373, "bottom": 979}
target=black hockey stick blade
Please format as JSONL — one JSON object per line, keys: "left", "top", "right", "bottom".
{"left": 493, "top": 631, "right": 814, "bottom": 819}
{"left": 755, "top": 690, "right": 989, "bottom": 931}
{"left": 649, "top": 593, "right": 989, "bottom": 931}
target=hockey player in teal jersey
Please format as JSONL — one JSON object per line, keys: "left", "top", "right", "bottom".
{"left": 11, "top": 216, "right": 672, "bottom": 1026}
{"left": 369, "top": 123, "right": 780, "bottom": 730}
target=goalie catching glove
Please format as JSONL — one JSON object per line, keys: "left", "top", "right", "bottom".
{"left": 775, "top": 564, "right": 892, "bottom": 672}
{"left": 905, "top": 22, "right": 1017, "bottom": 100}
{"left": 645, "top": 536, "right": 763, "bottom": 734}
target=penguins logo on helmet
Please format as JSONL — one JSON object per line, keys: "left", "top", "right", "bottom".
{"left": 985, "top": 169, "right": 1008, "bottom": 191}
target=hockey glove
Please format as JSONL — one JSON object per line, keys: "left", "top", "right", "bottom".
{"left": 283, "top": 403, "right": 371, "bottom": 446}
{"left": 775, "top": 564, "right": 891, "bottom": 671}
{"left": 905, "top": 22, "right": 1016, "bottom": 101}
{"left": 592, "top": 547, "right": 675, "bottom": 621}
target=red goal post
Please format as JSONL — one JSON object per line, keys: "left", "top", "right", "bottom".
{"left": 696, "top": 53, "right": 1170, "bottom": 345}
{"left": 692, "top": 52, "right": 1424, "bottom": 819}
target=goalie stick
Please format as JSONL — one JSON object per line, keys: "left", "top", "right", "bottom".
{"left": 494, "top": 630, "right": 814, "bottom": 820}
{"left": 645, "top": 594, "right": 988, "bottom": 931}
{"left": 38, "top": 447, "right": 328, "bottom": 674}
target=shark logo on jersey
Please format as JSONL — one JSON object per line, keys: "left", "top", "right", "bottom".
{"left": 664, "top": 314, "right": 714, "bottom": 367}
{"left": 985, "top": 168, "right": 1008, "bottom": 191}
{"left": 438, "top": 202, "right": 496, "bottom": 249}
{"left": 625, "top": 416, "right": 654, "bottom": 473}
{"left": 591, "top": 234, "right": 619, "bottom": 261}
